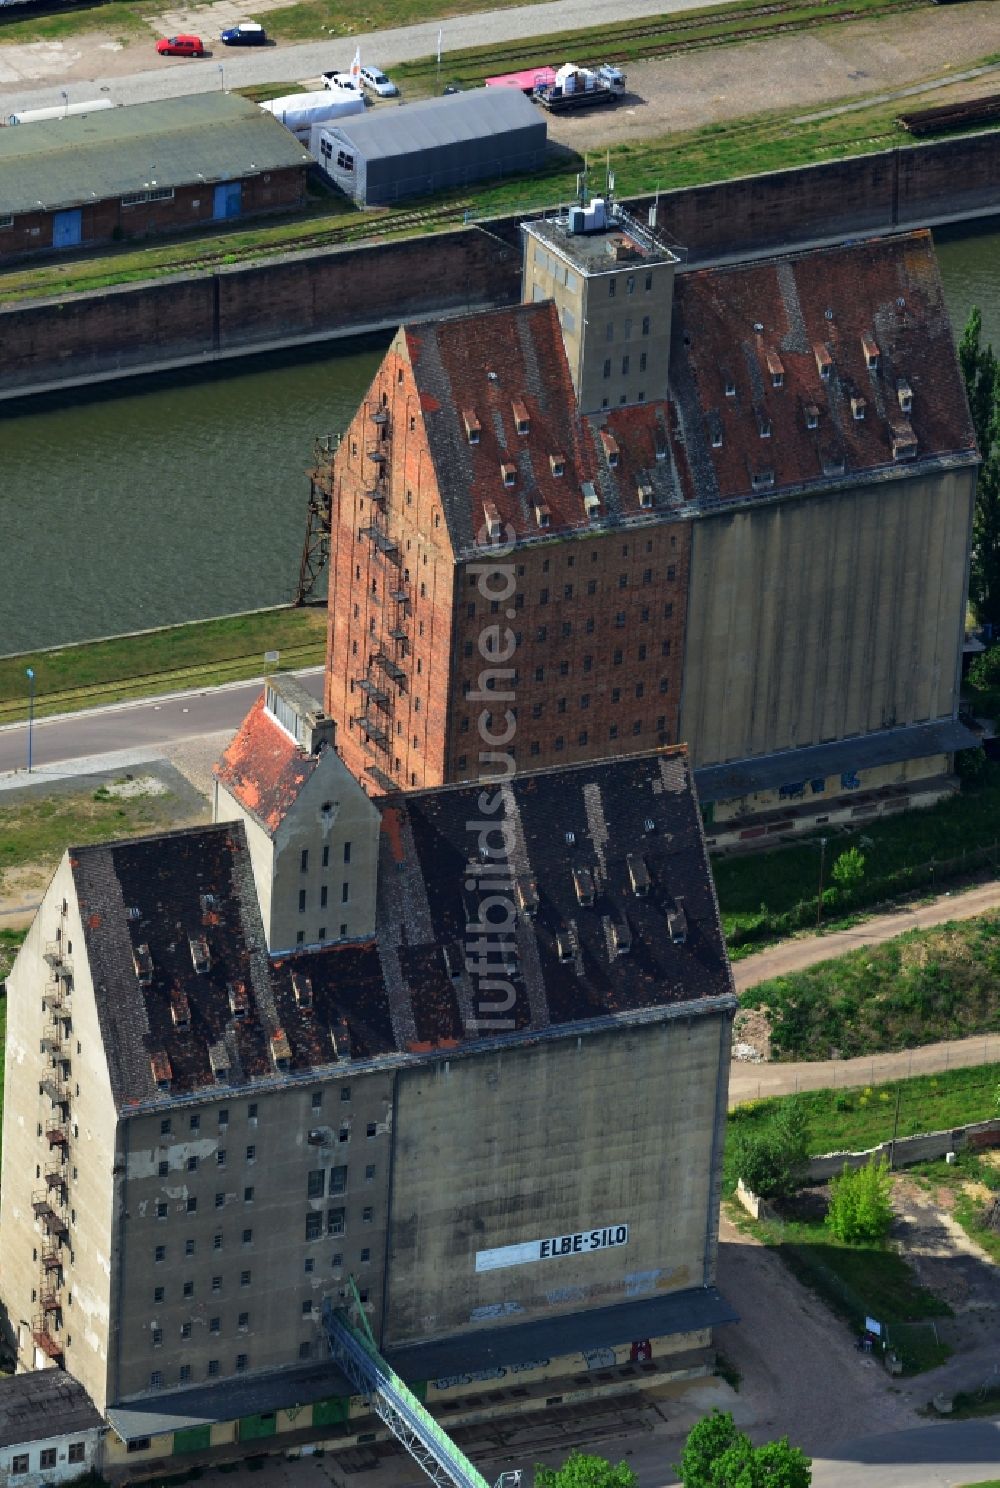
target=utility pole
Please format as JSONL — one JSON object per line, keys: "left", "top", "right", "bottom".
{"left": 26, "top": 666, "right": 35, "bottom": 774}
{"left": 816, "top": 836, "right": 828, "bottom": 929}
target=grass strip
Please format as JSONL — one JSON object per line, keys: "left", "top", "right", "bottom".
{"left": 740, "top": 911, "right": 1000, "bottom": 1060}
{"left": 0, "top": 607, "right": 326, "bottom": 724}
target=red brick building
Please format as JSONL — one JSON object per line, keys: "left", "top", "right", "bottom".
{"left": 0, "top": 93, "right": 308, "bottom": 263}
{"left": 324, "top": 209, "right": 979, "bottom": 835}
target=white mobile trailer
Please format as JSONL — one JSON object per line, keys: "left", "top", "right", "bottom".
{"left": 6, "top": 98, "right": 116, "bottom": 125}
{"left": 261, "top": 90, "right": 364, "bottom": 143}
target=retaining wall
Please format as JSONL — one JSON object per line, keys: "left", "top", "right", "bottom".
{"left": 807, "top": 1115, "right": 1000, "bottom": 1183}
{"left": 2, "top": 130, "right": 999, "bottom": 396}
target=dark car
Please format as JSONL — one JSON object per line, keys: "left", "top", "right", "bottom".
{"left": 220, "top": 22, "right": 268, "bottom": 44}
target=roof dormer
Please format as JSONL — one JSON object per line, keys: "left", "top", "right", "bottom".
{"left": 600, "top": 430, "right": 620, "bottom": 467}
{"left": 861, "top": 335, "right": 879, "bottom": 372}
{"left": 462, "top": 409, "right": 481, "bottom": 445}
{"left": 765, "top": 349, "right": 784, "bottom": 388}
{"left": 512, "top": 398, "right": 530, "bottom": 435}
{"left": 814, "top": 344, "right": 832, "bottom": 380}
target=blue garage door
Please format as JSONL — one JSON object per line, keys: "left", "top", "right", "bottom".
{"left": 213, "top": 181, "right": 242, "bottom": 221}
{"left": 53, "top": 209, "right": 82, "bottom": 248}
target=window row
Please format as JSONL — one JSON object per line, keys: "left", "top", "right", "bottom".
{"left": 155, "top": 1186, "right": 255, "bottom": 1217}
{"left": 603, "top": 353, "right": 649, "bottom": 379}
{"left": 305, "top": 1205, "right": 376, "bottom": 1240}
{"left": 159, "top": 1102, "right": 257, "bottom": 1137}
{"left": 300, "top": 843, "right": 351, "bottom": 872}
{"left": 307, "top": 1161, "right": 376, "bottom": 1198}
{"left": 152, "top": 1311, "right": 249, "bottom": 1343}
{"left": 299, "top": 883, "right": 350, "bottom": 912}
{"left": 153, "top": 1232, "right": 254, "bottom": 1261}
{"left": 295, "top": 924, "right": 349, "bottom": 944}
{"left": 153, "top": 1272, "right": 252, "bottom": 1301}
{"left": 11, "top": 1445, "right": 86, "bottom": 1474}
{"left": 608, "top": 272, "right": 654, "bottom": 296}
{"left": 149, "top": 1356, "right": 249, "bottom": 1388}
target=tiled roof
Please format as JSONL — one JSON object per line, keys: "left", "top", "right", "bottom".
{"left": 0, "top": 1371, "right": 102, "bottom": 1448}
{"left": 669, "top": 230, "right": 977, "bottom": 506}
{"left": 214, "top": 695, "right": 319, "bottom": 835}
{"left": 403, "top": 230, "right": 975, "bottom": 554}
{"left": 405, "top": 304, "right": 686, "bottom": 554}
{"left": 72, "top": 749, "right": 733, "bottom": 1107}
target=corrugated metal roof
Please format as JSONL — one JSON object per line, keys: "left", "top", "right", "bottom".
{"left": 327, "top": 86, "right": 542, "bottom": 162}
{"left": 694, "top": 718, "right": 978, "bottom": 803}
{"left": 0, "top": 92, "right": 310, "bottom": 215}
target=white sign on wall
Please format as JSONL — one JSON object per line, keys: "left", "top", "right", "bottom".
{"left": 475, "top": 1224, "right": 629, "bottom": 1273}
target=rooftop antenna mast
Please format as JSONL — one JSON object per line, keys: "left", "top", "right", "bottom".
{"left": 576, "top": 157, "right": 588, "bottom": 207}
{"left": 605, "top": 149, "right": 615, "bottom": 215}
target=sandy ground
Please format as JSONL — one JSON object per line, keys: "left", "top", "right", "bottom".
{"left": 547, "top": 4, "right": 1000, "bottom": 151}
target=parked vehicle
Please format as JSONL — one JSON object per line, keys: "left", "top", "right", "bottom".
{"left": 220, "top": 21, "right": 267, "bottom": 44}
{"left": 359, "top": 64, "right": 398, "bottom": 97}
{"left": 533, "top": 62, "right": 625, "bottom": 111}
{"left": 261, "top": 90, "right": 364, "bottom": 143}
{"left": 322, "top": 71, "right": 363, "bottom": 95}
{"left": 155, "top": 34, "right": 206, "bottom": 56}
{"left": 485, "top": 65, "right": 556, "bottom": 95}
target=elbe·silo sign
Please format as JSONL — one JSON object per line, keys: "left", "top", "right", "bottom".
{"left": 475, "top": 1224, "right": 629, "bottom": 1272}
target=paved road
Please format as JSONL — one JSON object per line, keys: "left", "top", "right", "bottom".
{"left": 0, "top": 0, "right": 726, "bottom": 113}
{"left": 0, "top": 669, "right": 323, "bottom": 785}
{"left": 810, "top": 1420, "right": 1000, "bottom": 1488}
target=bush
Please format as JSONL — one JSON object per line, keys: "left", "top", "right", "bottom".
{"left": 827, "top": 1158, "right": 894, "bottom": 1244}
{"left": 968, "top": 644, "right": 1000, "bottom": 692}
{"left": 831, "top": 845, "right": 865, "bottom": 891}
{"left": 731, "top": 1100, "right": 810, "bottom": 1199}
{"left": 956, "top": 745, "right": 988, "bottom": 781}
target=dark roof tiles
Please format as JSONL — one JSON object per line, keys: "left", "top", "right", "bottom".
{"left": 72, "top": 749, "right": 731, "bottom": 1108}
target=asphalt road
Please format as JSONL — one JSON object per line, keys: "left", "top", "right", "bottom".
{"left": 0, "top": 0, "right": 727, "bottom": 113}
{"left": 0, "top": 669, "right": 323, "bottom": 782}
{"left": 810, "top": 1419, "right": 1000, "bottom": 1488}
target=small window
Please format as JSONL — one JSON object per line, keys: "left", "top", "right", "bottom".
{"left": 362, "top": 1206, "right": 374, "bottom": 1224}
{"left": 11, "top": 1457, "right": 28, "bottom": 1477}
{"left": 212, "top": 1276, "right": 222, "bottom": 1293}
{"left": 161, "top": 1119, "right": 172, "bottom": 1136}
{"left": 242, "top": 1228, "right": 253, "bottom": 1246}
{"left": 210, "top": 1317, "right": 220, "bottom": 1335}
{"left": 308, "top": 1169, "right": 326, "bottom": 1199}
{"left": 183, "top": 1281, "right": 194, "bottom": 1298}
{"left": 186, "top": 1197, "right": 197, "bottom": 1214}
{"left": 241, "top": 1270, "right": 251, "bottom": 1286}
{"left": 158, "top": 1160, "right": 168, "bottom": 1177}
{"left": 217, "top": 1149, "right": 227, "bottom": 1168}
{"left": 179, "top": 1365, "right": 191, "bottom": 1383}
{"left": 155, "top": 1246, "right": 166, "bottom": 1263}
{"left": 149, "top": 1371, "right": 163, "bottom": 1390}
{"left": 208, "top": 1360, "right": 220, "bottom": 1378}
{"left": 246, "top": 1145, "right": 256, "bottom": 1163}
{"left": 236, "top": 1354, "right": 248, "bottom": 1372}
{"left": 366, "top": 1122, "right": 377, "bottom": 1137}
{"left": 244, "top": 1186, "right": 254, "bottom": 1203}
{"left": 154, "top": 1285, "right": 164, "bottom": 1303}
{"left": 300, "top": 849, "right": 309, "bottom": 872}
{"left": 152, "top": 1327, "right": 163, "bottom": 1346}
{"left": 185, "top": 1239, "right": 195, "bottom": 1256}
{"left": 181, "top": 1322, "right": 192, "bottom": 1339}
{"left": 239, "top": 1311, "right": 249, "bottom": 1329}
{"left": 68, "top": 1444, "right": 86, "bottom": 1465}
{"left": 156, "top": 1201, "right": 168, "bottom": 1219}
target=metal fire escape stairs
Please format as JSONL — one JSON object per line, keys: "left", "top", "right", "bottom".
{"left": 34, "top": 918, "right": 74, "bottom": 1363}
{"left": 323, "top": 1279, "right": 515, "bottom": 1488}
{"left": 351, "top": 403, "right": 409, "bottom": 793}
{"left": 296, "top": 433, "right": 338, "bottom": 606}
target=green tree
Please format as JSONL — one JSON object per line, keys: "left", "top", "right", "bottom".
{"left": 677, "top": 1409, "right": 811, "bottom": 1488}
{"left": 731, "top": 1100, "right": 810, "bottom": 1200}
{"left": 534, "top": 1454, "right": 637, "bottom": 1488}
{"left": 960, "top": 308, "right": 1000, "bottom": 627}
{"left": 830, "top": 846, "right": 865, "bottom": 892}
{"left": 826, "top": 1156, "right": 894, "bottom": 1244}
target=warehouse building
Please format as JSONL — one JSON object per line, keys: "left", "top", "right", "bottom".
{"left": 312, "top": 88, "right": 546, "bottom": 206}
{"left": 0, "top": 93, "right": 310, "bottom": 262}
{"left": 0, "top": 675, "right": 736, "bottom": 1470}
{"left": 322, "top": 212, "right": 978, "bottom": 834}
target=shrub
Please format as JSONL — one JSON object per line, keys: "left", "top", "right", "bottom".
{"left": 731, "top": 1100, "right": 810, "bottom": 1200}
{"left": 831, "top": 845, "right": 865, "bottom": 891}
{"left": 827, "top": 1157, "right": 894, "bottom": 1244}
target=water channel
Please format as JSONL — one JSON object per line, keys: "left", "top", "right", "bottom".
{"left": 1, "top": 220, "right": 999, "bottom": 656}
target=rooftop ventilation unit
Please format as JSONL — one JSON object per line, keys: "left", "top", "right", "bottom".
{"left": 189, "top": 935, "right": 211, "bottom": 974}
{"left": 208, "top": 1042, "right": 229, "bottom": 1083}
{"left": 516, "top": 876, "right": 540, "bottom": 916}
{"left": 627, "top": 853, "right": 651, "bottom": 896}
{"left": 228, "top": 981, "right": 249, "bottom": 1020}
{"left": 611, "top": 919, "right": 632, "bottom": 956}
{"left": 133, "top": 944, "right": 153, "bottom": 987}
{"left": 150, "top": 1050, "right": 172, "bottom": 1091}
{"left": 573, "top": 866, "right": 596, "bottom": 907}
{"left": 270, "top": 1028, "right": 292, "bottom": 1072}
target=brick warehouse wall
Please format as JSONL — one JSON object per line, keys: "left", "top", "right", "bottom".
{"left": 445, "top": 522, "right": 691, "bottom": 781}
{"left": 2, "top": 129, "right": 999, "bottom": 396}
{"left": 325, "top": 330, "right": 459, "bottom": 794}
{"left": 0, "top": 168, "right": 306, "bottom": 265}
{"left": 0, "top": 226, "right": 522, "bottom": 395}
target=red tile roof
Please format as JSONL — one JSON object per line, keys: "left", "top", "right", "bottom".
{"left": 214, "top": 695, "right": 319, "bottom": 835}
{"left": 670, "top": 230, "right": 977, "bottom": 503}
{"left": 405, "top": 302, "right": 685, "bottom": 552}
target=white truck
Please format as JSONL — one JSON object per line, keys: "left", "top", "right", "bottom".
{"left": 261, "top": 90, "right": 364, "bottom": 143}
{"left": 533, "top": 62, "right": 626, "bottom": 112}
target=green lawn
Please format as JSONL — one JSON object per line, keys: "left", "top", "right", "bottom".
{"left": 715, "top": 764, "right": 1000, "bottom": 949}
{"left": 0, "top": 933, "right": 22, "bottom": 985}
{"left": 726, "top": 1065, "right": 1000, "bottom": 1168}
{"left": 0, "top": 781, "right": 208, "bottom": 893}
{"left": 740, "top": 913, "right": 1000, "bottom": 1060}
{"left": 0, "top": 606, "right": 326, "bottom": 723}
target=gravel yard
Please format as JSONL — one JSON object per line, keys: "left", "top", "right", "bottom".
{"left": 545, "top": 4, "right": 1000, "bottom": 151}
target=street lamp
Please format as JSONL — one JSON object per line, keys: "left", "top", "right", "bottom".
{"left": 26, "top": 667, "right": 35, "bottom": 773}
{"left": 815, "top": 835, "right": 828, "bottom": 930}
{"left": 218, "top": 63, "right": 225, "bottom": 91}
{"left": 60, "top": 90, "right": 69, "bottom": 116}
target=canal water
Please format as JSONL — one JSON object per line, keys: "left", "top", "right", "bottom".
{"left": 1, "top": 221, "right": 999, "bottom": 656}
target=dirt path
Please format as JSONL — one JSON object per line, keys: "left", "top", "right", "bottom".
{"left": 729, "top": 1032, "right": 1000, "bottom": 1106}
{"left": 547, "top": 3, "right": 1000, "bottom": 150}
{"left": 733, "top": 881, "right": 1000, "bottom": 995}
